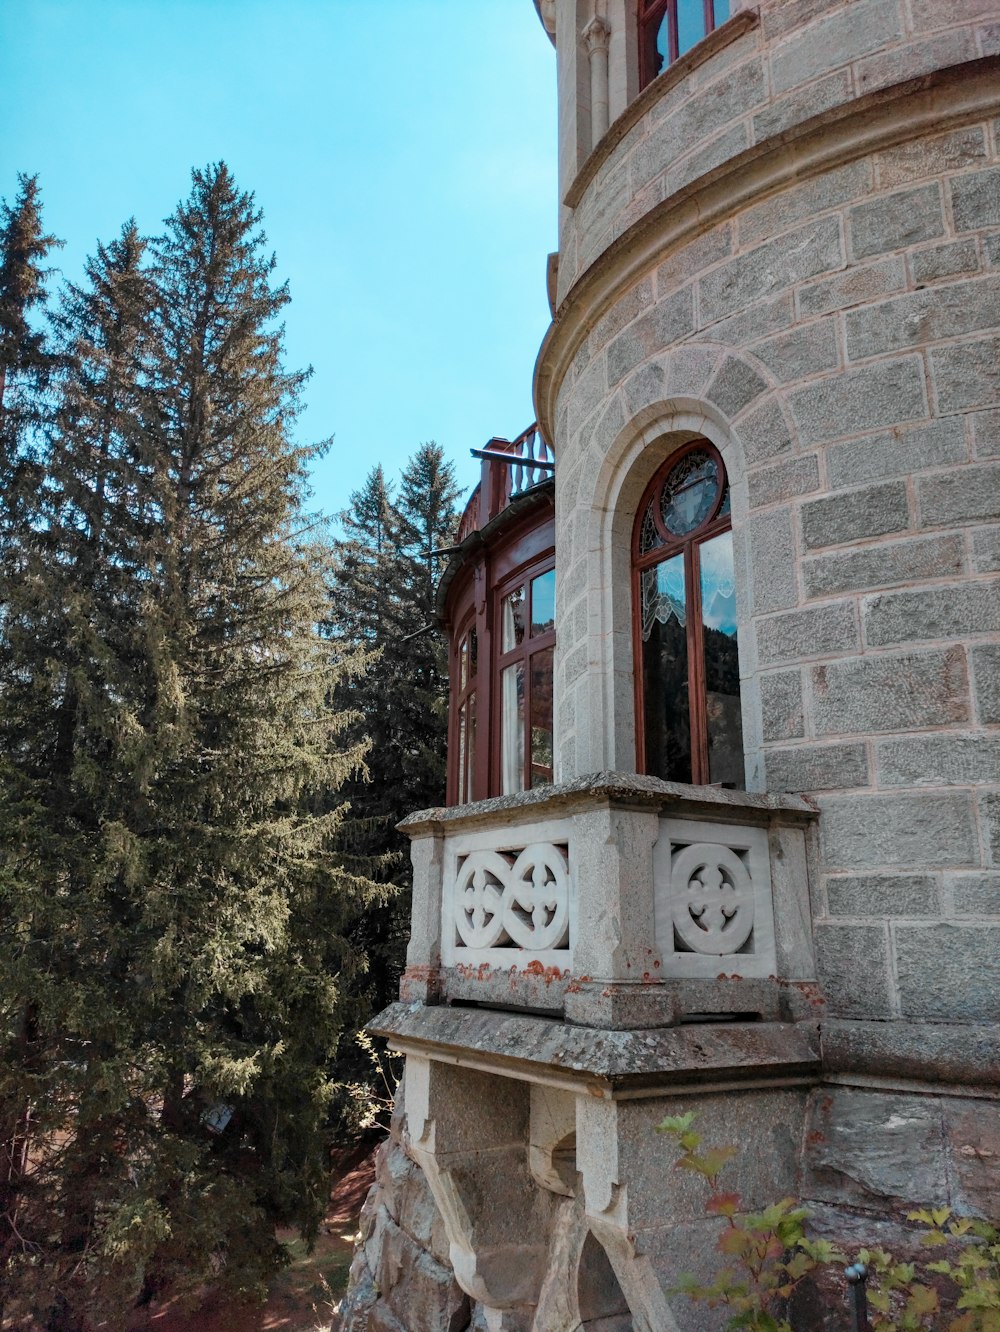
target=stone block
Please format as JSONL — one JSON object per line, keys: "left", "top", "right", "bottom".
{"left": 821, "top": 1017, "right": 1000, "bottom": 1088}
{"left": 826, "top": 873, "right": 939, "bottom": 918}
{"left": 753, "top": 69, "right": 852, "bottom": 140}
{"left": 374, "top": 1210, "right": 472, "bottom": 1332}
{"left": 896, "top": 924, "right": 1000, "bottom": 1021}
{"left": 769, "top": 0, "right": 903, "bottom": 95}
{"left": 849, "top": 184, "right": 945, "bottom": 262}
{"left": 826, "top": 417, "right": 967, "bottom": 488}
{"left": 705, "top": 354, "right": 769, "bottom": 419}
{"left": 756, "top": 601, "right": 859, "bottom": 666}
{"left": 950, "top": 164, "right": 1000, "bottom": 233}
{"left": 748, "top": 507, "right": 797, "bottom": 613}
{"left": 695, "top": 291, "right": 794, "bottom": 346}
{"left": 655, "top": 223, "right": 733, "bottom": 295}
{"left": 972, "top": 643, "right": 1000, "bottom": 722}
{"left": 877, "top": 733, "right": 1000, "bottom": 787}
{"left": 856, "top": 28, "right": 978, "bottom": 96}
{"left": 734, "top": 397, "right": 795, "bottom": 467}
{"left": 739, "top": 162, "right": 872, "bottom": 251}
{"left": 918, "top": 462, "right": 1000, "bottom": 527}
{"left": 982, "top": 789, "right": 1000, "bottom": 865}
{"left": 765, "top": 741, "right": 869, "bottom": 792}
{"left": 947, "top": 871, "right": 1000, "bottom": 914}
{"left": 747, "top": 455, "right": 821, "bottom": 510}
{"left": 760, "top": 668, "right": 804, "bottom": 741}
{"left": 797, "top": 255, "right": 906, "bottom": 317}
{"left": 845, "top": 275, "right": 1000, "bottom": 359}
{"left": 801, "top": 480, "right": 910, "bottom": 550}
{"left": 817, "top": 790, "right": 979, "bottom": 868}
{"left": 930, "top": 335, "right": 1000, "bottom": 412}
{"left": 910, "top": 238, "right": 980, "bottom": 285}
{"left": 752, "top": 320, "right": 839, "bottom": 385}
{"left": 586, "top": 276, "right": 654, "bottom": 355}
{"left": 802, "top": 1087, "right": 949, "bottom": 1206}
{"left": 700, "top": 216, "right": 844, "bottom": 326}
{"left": 802, "top": 533, "right": 964, "bottom": 599}
{"left": 789, "top": 357, "right": 926, "bottom": 446}
{"left": 910, "top": 0, "right": 999, "bottom": 23}
{"left": 863, "top": 579, "right": 1000, "bottom": 645}
{"left": 986, "top": 230, "right": 1000, "bottom": 269}
{"left": 973, "top": 526, "right": 1000, "bottom": 572}
{"left": 810, "top": 647, "right": 970, "bottom": 735}
{"left": 605, "top": 288, "right": 695, "bottom": 385}
{"left": 947, "top": 1101, "right": 1000, "bottom": 1219}
{"left": 664, "top": 124, "right": 752, "bottom": 202}
{"left": 814, "top": 923, "right": 893, "bottom": 1018}
{"left": 973, "top": 407, "right": 1000, "bottom": 457}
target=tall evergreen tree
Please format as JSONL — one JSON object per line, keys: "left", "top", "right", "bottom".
{"left": 0, "top": 167, "right": 371, "bottom": 1328}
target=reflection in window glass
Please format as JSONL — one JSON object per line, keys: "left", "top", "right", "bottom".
{"left": 654, "top": 13, "right": 670, "bottom": 76}
{"left": 660, "top": 451, "right": 719, "bottom": 535}
{"left": 529, "top": 647, "right": 554, "bottom": 787}
{"left": 459, "top": 637, "right": 468, "bottom": 691}
{"left": 715, "top": 0, "right": 730, "bottom": 22}
{"left": 677, "top": 0, "right": 707, "bottom": 56}
{"left": 468, "top": 628, "right": 477, "bottom": 680}
{"left": 700, "top": 531, "right": 742, "bottom": 787}
{"left": 530, "top": 570, "right": 556, "bottom": 637}
{"left": 500, "top": 662, "right": 525, "bottom": 795}
{"left": 502, "top": 587, "right": 525, "bottom": 652}
{"left": 640, "top": 557, "right": 691, "bottom": 783}
{"left": 465, "top": 693, "right": 477, "bottom": 802}
{"left": 457, "top": 702, "right": 467, "bottom": 803}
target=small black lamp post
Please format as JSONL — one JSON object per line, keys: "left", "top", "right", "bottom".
{"left": 845, "top": 1262, "right": 870, "bottom": 1332}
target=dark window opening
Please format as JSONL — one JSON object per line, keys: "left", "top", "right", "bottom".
{"left": 639, "top": 0, "right": 730, "bottom": 86}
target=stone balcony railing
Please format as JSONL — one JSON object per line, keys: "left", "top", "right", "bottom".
{"left": 398, "top": 773, "right": 822, "bottom": 1030}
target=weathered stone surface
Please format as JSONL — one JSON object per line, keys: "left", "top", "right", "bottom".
{"left": 789, "top": 357, "right": 926, "bottom": 446}
{"left": 910, "top": 237, "right": 980, "bottom": 285}
{"left": 864, "top": 579, "right": 1000, "bottom": 645}
{"left": 700, "top": 217, "right": 843, "bottom": 325}
{"left": 876, "top": 125, "right": 987, "bottom": 191}
{"left": 760, "top": 668, "right": 805, "bottom": 740}
{"left": 705, "top": 354, "right": 769, "bottom": 419}
{"left": 810, "top": 647, "right": 970, "bottom": 735}
{"left": 947, "top": 871, "right": 1000, "bottom": 914}
{"left": 896, "top": 924, "right": 1000, "bottom": 1021}
{"left": 845, "top": 275, "right": 1000, "bottom": 359}
{"left": 950, "top": 163, "right": 1000, "bottom": 232}
{"left": 373, "top": 1209, "right": 471, "bottom": 1332}
{"left": 765, "top": 741, "right": 868, "bottom": 793}
{"left": 821, "top": 1018, "right": 1000, "bottom": 1087}
{"left": 769, "top": 0, "right": 902, "bottom": 95}
{"left": 946, "top": 1101, "right": 1000, "bottom": 1217}
{"left": 748, "top": 507, "right": 797, "bottom": 613}
{"left": 655, "top": 223, "right": 733, "bottom": 294}
{"left": 930, "top": 335, "right": 1000, "bottom": 412}
{"left": 814, "top": 923, "right": 893, "bottom": 1018}
{"left": 376, "top": 1133, "right": 451, "bottom": 1265}
{"left": 982, "top": 790, "right": 1000, "bottom": 866}
{"left": 856, "top": 27, "right": 978, "bottom": 93}
{"left": 802, "top": 533, "right": 964, "bottom": 599}
{"left": 753, "top": 68, "right": 851, "bottom": 140}
{"left": 798, "top": 255, "right": 906, "bottom": 317}
{"left": 918, "top": 462, "right": 1000, "bottom": 527}
{"left": 972, "top": 526, "right": 1000, "bottom": 573}
{"left": 826, "top": 417, "right": 967, "bottom": 488}
{"left": 639, "top": 56, "right": 766, "bottom": 180}
{"left": 972, "top": 643, "right": 1000, "bottom": 723}
{"left": 877, "top": 733, "right": 1000, "bottom": 787}
{"left": 694, "top": 291, "right": 794, "bottom": 348}
{"left": 973, "top": 407, "right": 1000, "bottom": 458}
{"left": 802, "top": 1088, "right": 949, "bottom": 1207}
{"left": 736, "top": 397, "right": 795, "bottom": 466}
{"left": 738, "top": 160, "right": 871, "bottom": 250}
{"left": 751, "top": 320, "right": 839, "bottom": 385}
{"left": 850, "top": 184, "right": 945, "bottom": 261}
{"left": 817, "top": 790, "right": 979, "bottom": 868}
{"left": 605, "top": 288, "right": 695, "bottom": 385}
{"left": 756, "top": 601, "right": 859, "bottom": 666}
{"left": 825, "top": 873, "right": 939, "bottom": 918}
{"left": 747, "top": 454, "right": 821, "bottom": 510}
{"left": 800, "top": 480, "right": 910, "bottom": 550}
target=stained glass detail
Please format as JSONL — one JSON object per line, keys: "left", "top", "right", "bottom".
{"left": 639, "top": 499, "right": 661, "bottom": 554}
{"left": 660, "top": 450, "right": 720, "bottom": 536}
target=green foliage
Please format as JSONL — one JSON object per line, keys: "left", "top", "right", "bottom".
{"left": 657, "top": 1113, "right": 1000, "bottom": 1332}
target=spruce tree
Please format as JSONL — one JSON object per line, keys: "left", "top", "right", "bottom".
{"left": 0, "top": 167, "right": 371, "bottom": 1327}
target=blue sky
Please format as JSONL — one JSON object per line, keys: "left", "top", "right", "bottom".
{"left": 0, "top": 1, "right": 557, "bottom": 519}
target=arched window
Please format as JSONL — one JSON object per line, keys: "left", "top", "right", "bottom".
{"left": 632, "top": 441, "right": 743, "bottom": 787}
{"left": 639, "top": 0, "right": 730, "bottom": 86}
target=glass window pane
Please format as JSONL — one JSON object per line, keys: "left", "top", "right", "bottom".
{"left": 469, "top": 627, "right": 478, "bottom": 680}
{"left": 500, "top": 662, "right": 525, "bottom": 795}
{"left": 639, "top": 498, "right": 662, "bottom": 554}
{"left": 465, "top": 692, "right": 477, "bottom": 802}
{"left": 654, "top": 13, "right": 670, "bottom": 74}
{"left": 457, "top": 702, "right": 467, "bottom": 802}
{"left": 699, "top": 531, "right": 743, "bottom": 788}
{"left": 713, "top": 0, "right": 730, "bottom": 25}
{"left": 640, "top": 556, "right": 691, "bottom": 783}
{"left": 459, "top": 636, "right": 468, "bottom": 691}
{"left": 529, "top": 647, "right": 554, "bottom": 788}
{"left": 502, "top": 587, "right": 525, "bottom": 652}
{"left": 530, "top": 570, "right": 555, "bottom": 637}
{"left": 677, "top": 0, "right": 707, "bottom": 55}
{"left": 660, "top": 450, "right": 719, "bottom": 536}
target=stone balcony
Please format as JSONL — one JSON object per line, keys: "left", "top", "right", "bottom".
{"left": 395, "top": 772, "right": 822, "bottom": 1030}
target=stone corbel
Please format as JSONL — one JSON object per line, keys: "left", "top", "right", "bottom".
{"left": 582, "top": 13, "right": 611, "bottom": 146}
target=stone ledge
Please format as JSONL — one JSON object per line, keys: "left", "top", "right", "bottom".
{"left": 821, "top": 1019, "right": 1000, "bottom": 1090}
{"left": 370, "top": 1000, "right": 820, "bottom": 1097}
{"left": 398, "top": 769, "right": 816, "bottom": 836}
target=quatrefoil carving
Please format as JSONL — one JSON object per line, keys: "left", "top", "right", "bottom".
{"left": 454, "top": 843, "right": 570, "bottom": 951}
{"left": 670, "top": 842, "right": 754, "bottom": 955}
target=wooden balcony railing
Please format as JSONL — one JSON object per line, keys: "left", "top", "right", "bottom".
{"left": 455, "top": 422, "right": 555, "bottom": 544}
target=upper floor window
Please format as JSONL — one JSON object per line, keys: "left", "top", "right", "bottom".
{"left": 639, "top": 0, "right": 730, "bottom": 86}
{"left": 632, "top": 442, "right": 743, "bottom": 787}
{"left": 497, "top": 566, "right": 555, "bottom": 794}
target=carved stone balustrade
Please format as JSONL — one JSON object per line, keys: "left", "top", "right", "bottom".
{"left": 398, "top": 773, "right": 821, "bottom": 1029}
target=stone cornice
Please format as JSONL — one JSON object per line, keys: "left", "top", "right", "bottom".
{"left": 534, "top": 58, "right": 1000, "bottom": 448}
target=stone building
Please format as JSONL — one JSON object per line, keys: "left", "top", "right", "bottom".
{"left": 340, "top": 1, "right": 1000, "bottom": 1328}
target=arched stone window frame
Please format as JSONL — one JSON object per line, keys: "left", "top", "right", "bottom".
{"left": 631, "top": 437, "right": 740, "bottom": 785}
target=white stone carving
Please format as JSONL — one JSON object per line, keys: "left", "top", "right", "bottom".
{"left": 653, "top": 817, "right": 777, "bottom": 978}
{"left": 442, "top": 821, "right": 575, "bottom": 970}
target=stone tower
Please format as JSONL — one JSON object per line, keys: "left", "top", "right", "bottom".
{"left": 341, "top": 2, "right": 1000, "bottom": 1328}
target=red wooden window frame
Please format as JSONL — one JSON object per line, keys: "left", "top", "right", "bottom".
{"left": 452, "top": 614, "right": 478, "bottom": 805}
{"left": 639, "top": 0, "right": 725, "bottom": 87}
{"left": 492, "top": 559, "right": 556, "bottom": 795}
{"left": 631, "top": 439, "right": 735, "bottom": 785}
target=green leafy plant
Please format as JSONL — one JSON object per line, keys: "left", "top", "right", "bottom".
{"left": 657, "top": 1112, "right": 1000, "bottom": 1332}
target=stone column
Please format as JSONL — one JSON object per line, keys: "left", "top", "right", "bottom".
{"left": 582, "top": 14, "right": 611, "bottom": 147}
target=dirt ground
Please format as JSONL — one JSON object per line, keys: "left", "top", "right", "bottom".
{"left": 126, "top": 1144, "right": 377, "bottom": 1332}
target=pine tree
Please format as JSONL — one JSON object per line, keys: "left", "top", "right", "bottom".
{"left": 0, "top": 167, "right": 371, "bottom": 1328}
